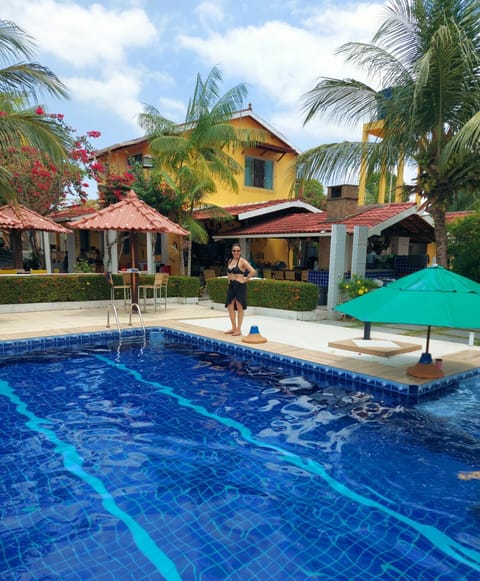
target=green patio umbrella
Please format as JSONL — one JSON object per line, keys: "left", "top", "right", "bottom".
{"left": 336, "top": 265, "right": 480, "bottom": 359}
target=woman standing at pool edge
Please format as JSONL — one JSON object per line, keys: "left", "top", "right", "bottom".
{"left": 225, "top": 243, "right": 256, "bottom": 336}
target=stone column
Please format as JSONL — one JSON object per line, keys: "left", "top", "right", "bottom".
{"left": 43, "top": 231, "right": 52, "bottom": 273}
{"left": 327, "top": 224, "right": 347, "bottom": 320}
{"left": 351, "top": 225, "right": 368, "bottom": 277}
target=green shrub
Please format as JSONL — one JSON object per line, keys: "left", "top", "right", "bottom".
{"left": 338, "top": 275, "right": 379, "bottom": 300}
{"left": 137, "top": 274, "right": 200, "bottom": 298}
{"left": 74, "top": 260, "right": 96, "bottom": 273}
{"left": 206, "top": 277, "right": 318, "bottom": 311}
{"left": 0, "top": 273, "right": 200, "bottom": 304}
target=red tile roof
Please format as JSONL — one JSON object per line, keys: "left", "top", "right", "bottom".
{"left": 445, "top": 211, "right": 475, "bottom": 223}
{"left": 49, "top": 204, "right": 99, "bottom": 221}
{"left": 68, "top": 190, "right": 189, "bottom": 235}
{"left": 193, "top": 199, "right": 318, "bottom": 220}
{"left": 0, "top": 203, "right": 71, "bottom": 233}
{"left": 217, "top": 202, "right": 431, "bottom": 238}
{"left": 0, "top": 210, "right": 22, "bottom": 229}
{"left": 340, "top": 202, "right": 415, "bottom": 229}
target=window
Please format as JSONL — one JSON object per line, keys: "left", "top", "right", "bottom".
{"left": 128, "top": 154, "right": 143, "bottom": 166}
{"left": 245, "top": 157, "right": 273, "bottom": 189}
{"left": 330, "top": 186, "right": 342, "bottom": 199}
{"left": 128, "top": 154, "right": 153, "bottom": 168}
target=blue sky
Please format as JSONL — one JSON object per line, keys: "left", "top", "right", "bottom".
{"left": 5, "top": 1, "right": 386, "bottom": 162}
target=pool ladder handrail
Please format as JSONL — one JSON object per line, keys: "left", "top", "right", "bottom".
{"left": 128, "top": 303, "right": 146, "bottom": 339}
{"left": 106, "top": 302, "right": 121, "bottom": 338}
{"left": 106, "top": 303, "right": 146, "bottom": 341}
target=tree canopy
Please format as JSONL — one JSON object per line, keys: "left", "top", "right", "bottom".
{"left": 138, "top": 66, "right": 260, "bottom": 274}
{"left": 0, "top": 20, "right": 72, "bottom": 198}
{"left": 299, "top": 0, "right": 480, "bottom": 267}
{"left": 448, "top": 213, "right": 480, "bottom": 281}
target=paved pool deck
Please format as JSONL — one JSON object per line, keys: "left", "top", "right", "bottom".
{"left": 2, "top": 300, "right": 480, "bottom": 391}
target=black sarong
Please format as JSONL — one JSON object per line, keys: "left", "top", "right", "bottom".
{"left": 225, "top": 280, "right": 247, "bottom": 310}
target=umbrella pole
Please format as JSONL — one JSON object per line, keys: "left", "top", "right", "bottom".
{"left": 363, "top": 322, "right": 371, "bottom": 340}
{"left": 425, "top": 325, "right": 431, "bottom": 354}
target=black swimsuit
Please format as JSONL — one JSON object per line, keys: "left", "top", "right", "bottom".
{"left": 227, "top": 258, "right": 243, "bottom": 275}
{"left": 225, "top": 258, "right": 247, "bottom": 309}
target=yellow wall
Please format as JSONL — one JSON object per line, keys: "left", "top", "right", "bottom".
{"left": 205, "top": 116, "right": 297, "bottom": 207}
{"left": 95, "top": 113, "right": 298, "bottom": 274}
{"left": 97, "top": 114, "right": 298, "bottom": 209}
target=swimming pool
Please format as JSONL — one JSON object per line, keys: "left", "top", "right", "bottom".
{"left": 1, "top": 328, "right": 480, "bottom": 580}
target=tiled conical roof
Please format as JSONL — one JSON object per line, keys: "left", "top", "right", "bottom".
{"left": 69, "top": 190, "right": 188, "bottom": 235}
{"left": 0, "top": 203, "right": 71, "bottom": 233}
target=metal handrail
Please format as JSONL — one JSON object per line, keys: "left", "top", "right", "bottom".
{"left": 106, "top": 303, "right": 121, "bottom": 338}
{"left": 129, "top": 303, "right": 146, "bottom": 339}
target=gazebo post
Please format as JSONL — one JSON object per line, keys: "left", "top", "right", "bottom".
{"left": 130, "top": 231, "right": 139, "bottom": 305}
{"left": 43, "top": 232, "right": 52, "bottom": 273}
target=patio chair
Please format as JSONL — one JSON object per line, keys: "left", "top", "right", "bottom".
{"left": 109, "top": 273, "right": 132, "bottom": 308}
{"left": 284, "top": 270, "right": 296, "bottom": 281}
{"left": 139, "top": 273, "right": 169, "bottom": 311}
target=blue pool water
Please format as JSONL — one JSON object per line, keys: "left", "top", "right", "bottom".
{"left": 1, "top": 329, "right": 480, "bottom": 580}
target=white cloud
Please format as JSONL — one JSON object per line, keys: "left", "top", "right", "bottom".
{"left": 156, "top": 97, "right": 188, "bottom": 122}
{"left": 195, "top": 1, "right": 226, "bottom": 29}
{"left": 177, "top": 2, "right": 384, "bottom": 144}
{"left": 10, "top": 0, "right": 157, "bottom": 68}
{"left": 65, "top": 71, "right": 144, "bottom": 130}
{"left": 2, "top": 0, "right": 388, "bottom": 153}
{"left": 2, "top": 0, "right": 160, "bottom": 135}
{"left": 179, "top": 6, "right": 382, "bottom": 103}
{"left": 301, "top": 2, "right": 384, "bottom": 40}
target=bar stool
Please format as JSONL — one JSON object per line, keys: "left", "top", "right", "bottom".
{"left": 138, "top": 273, "right": 169, "bottom": 311}
{"left": 109, "top": 273, "right": 132, "bottom": 309}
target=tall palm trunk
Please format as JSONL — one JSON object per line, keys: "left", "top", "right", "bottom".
{"left": 428, "top": 204, "right": 448, "bottom": 267}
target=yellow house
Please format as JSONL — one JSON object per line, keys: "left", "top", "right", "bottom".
{"left": 93, "top": 106, "right": 299, "bottom": 275}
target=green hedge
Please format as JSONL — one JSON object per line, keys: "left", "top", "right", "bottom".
{"left": 0, "top": 273, "right": 200, "bottom": 305}
{"left": 135, "top": 274, "right": 200, "bottom": 299}
{"left": 206, "top": 277, "right": 319, "bottom": 311}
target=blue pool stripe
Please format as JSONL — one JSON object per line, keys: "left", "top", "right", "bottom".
{"left": 98, "top": 354, "right": 480, "bottom": 574}
{"left": 0, "top": 379, "right": 181, "bottom": 581}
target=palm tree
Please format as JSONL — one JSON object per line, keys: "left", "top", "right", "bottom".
{"left": 299, "top": 0, "right": 480, "bottom": 267}
{"left": 0, "top": 20, "right": 71, "bottom": 196}
{"left": 138, "top": 66, "right": 263, "bottom": 274}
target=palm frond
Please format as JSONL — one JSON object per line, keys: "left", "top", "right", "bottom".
{"left": 0, "top": 20, "right": 35, "bottom": 63}
{"left": 302, "top": 78, "right": 379, "bottom": 126}
{"left": 0, "top": 63, "right": 68, "bottom": 101}
{"left": 0, "top": 109, "right": 71, "bottom": 161}
{"left": 297, "top": 141, "right": 368, "bottom": 184}
{"left": 446, "top": 110, "right": 480, "bottom": 155}
{"left": 182, "top": 214, "right": 209, "bottom": 244}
